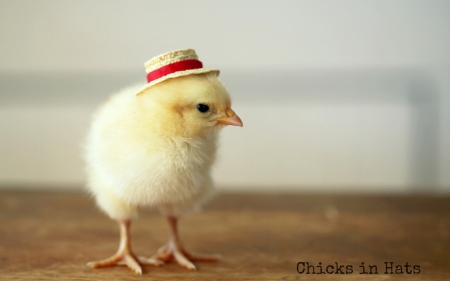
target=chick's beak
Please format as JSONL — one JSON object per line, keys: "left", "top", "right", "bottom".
{"left": 215, "top": 108, "right": 243, "bottom": 127}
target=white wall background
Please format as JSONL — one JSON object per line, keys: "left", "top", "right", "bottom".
{"left": 1, "top": 0, "right": 449, "bottom": 71}
{"left": 0, "top": 0, "right": 449, "bottom": 192}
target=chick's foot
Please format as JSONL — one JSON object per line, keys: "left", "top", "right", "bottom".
{"left": 87, "top": 220, "right": 162, "bottom": 275}
{"left": 150, "top": 216, "right": 219, "bottom": 270}
{"left": 152, "top": 242, "right": 219, "bottom": 270}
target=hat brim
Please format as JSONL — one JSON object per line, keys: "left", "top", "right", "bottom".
{"left": 135, "top": 68, "right": 220, "bottom": 96}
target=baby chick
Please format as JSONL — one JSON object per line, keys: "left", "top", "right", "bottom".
{"left": 84, "top": 49, "right": 242, "bottom": 274}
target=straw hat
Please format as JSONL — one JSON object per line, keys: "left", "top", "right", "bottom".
{"left": 135, "top": 49, "right": 219, "bottom": 95}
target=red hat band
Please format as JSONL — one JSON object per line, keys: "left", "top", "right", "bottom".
{"left": 146, "top": 59, "right": 203, "bottom": 83}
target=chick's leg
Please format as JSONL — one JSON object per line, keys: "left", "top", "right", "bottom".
{"left": 87, "top": 220, "right": 162, "bottom": 275}
{"left": 151, "top": 216, "right": 219, "bottom": 270}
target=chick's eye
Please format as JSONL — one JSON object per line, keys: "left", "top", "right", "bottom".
{"left": 196, "top": 104, "right": 210, "bottom": 113}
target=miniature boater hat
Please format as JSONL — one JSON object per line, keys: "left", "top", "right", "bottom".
{"left": 135, "top": 49, "right": 220, "bottom": 95}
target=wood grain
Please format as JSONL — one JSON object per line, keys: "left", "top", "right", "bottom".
{"left": 0, "top": 191, "right": 449, "bottom": 280}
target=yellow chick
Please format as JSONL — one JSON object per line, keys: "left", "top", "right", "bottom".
{"left": 84, "top": 49, "right": 242, "bottom": 274}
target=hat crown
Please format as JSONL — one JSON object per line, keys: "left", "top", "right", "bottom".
{"left": 144, "top": 49, "right": 199, "bottom": 73}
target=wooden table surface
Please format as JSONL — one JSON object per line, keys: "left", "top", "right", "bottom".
{"left": 0, "top": 191, "right": 449, "bottom": 280}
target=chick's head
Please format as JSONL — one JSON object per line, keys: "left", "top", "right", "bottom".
{"left": 138, "top": 72, "right": 242, "bottom": 138}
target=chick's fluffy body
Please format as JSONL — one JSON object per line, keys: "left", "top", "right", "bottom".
{"left": 85, "top": 73, "right": 231, "bottom": 220}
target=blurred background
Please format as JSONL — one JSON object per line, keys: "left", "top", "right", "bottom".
{"left": 0, "top": 0, "right": 449, "bottom": 193}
